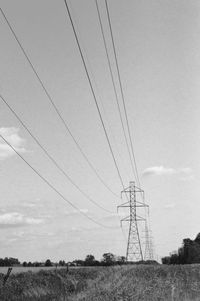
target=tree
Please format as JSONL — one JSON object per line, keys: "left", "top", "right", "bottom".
{"left": 178, "top": 247, "right": 185, "bottom": 264}
{"left": 183, "top": 238, "right": 193, "bottom": 264}
{"left": 162, "top": 257, "right": 170, "bottom": 264}
{"left": 117, "top": 256, "right": 126, "bottom": 264}
{"left": 170, "top": 253, "right": 179, "bottom": 264}
{"left": 194, "top": 233, "right": 200, "bottom": 244}
{"left": 162, "top": 233, "right": 200, "bottom": 265}
{"left": 85, "top": 254, "right": 95, "bottom": 266}
{"left": 9, "top": 258, "right": 20, "bottom": 265}
{"left": 73, "top": 259, "right": 84, "bottom": 266}
{"left": 23, "top": 261, "right": 27, "bottom": 267}
{"left": 102, "top": 253, "right": 116, "bottom": 265}
{"left": 0, "top": 258, "right": 5, "bottom": 266}
{"left": 45, "top": 259, "right": 52, "bottom": 267}
{"left": 59, "top": 260, "right": 65, "bottom": 266}
{"left": 34, "top": 262, "right": 41, "bottom": 267}
{"left": 3, "top": 258, "right": 10, "bottom": 266}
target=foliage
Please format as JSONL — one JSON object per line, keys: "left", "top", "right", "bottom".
{"left": 59, "top": 260, "right": 66, "bottom": 267}
{"left": 72, "top": 253, "right": 126, "bottom": 267}
{"left": 44, "top": 259, "right": 52, "bottom": 267}
{"left": 0, "top": 258, "right": 20, "bottom": 267}
{"left": 162, "top": 232, "right": 200, "bottom": 264}
{"left": 0, "top": 253, "right": 127, "bottom": 269}
{"left": 23, "top": 261, "right": 43, "bottom": 267}
{"left": 102, "top": 253, "right": 116, "bottom": 265}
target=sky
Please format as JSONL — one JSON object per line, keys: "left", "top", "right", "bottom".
{"left": 0, "top": 0, "right": 200, "bottom": 262}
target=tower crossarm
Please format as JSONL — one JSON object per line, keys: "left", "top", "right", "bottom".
{"left": 120, "top": 215, "right": 145, "bottom": 226}
{"left": 117, "top": 201, "right": 149, "bottom": 211}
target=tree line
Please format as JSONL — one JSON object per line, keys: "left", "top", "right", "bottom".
{"left": 0, "top": 253, "right": 126, "bottom": 267}
{"left": 162, "top": 233, "right": 200, "bottom": 264}
{"left": 73, "top": 253, "right": 126, "bottom": 266}
{"left": 0, "top": 257, "right": 20, "bottom": 267}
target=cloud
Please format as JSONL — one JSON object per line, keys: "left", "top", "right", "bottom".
{"left": 0, "top": 127, "right": 26, "bottom": 160}
{"left": 142, "top": 166, "right": 194, "bottom": 180}
{"left": 143, "top": 166, "right": 176, "bottom": 176}
{"left": 0, "top": 212, "right": 43, "bottom": 228}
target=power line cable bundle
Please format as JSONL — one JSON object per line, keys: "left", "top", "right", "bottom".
{"left": 0, "top": 4, "right": 128, "bottom": 244}
{"left": 0, "top": 93, "right": 113, "bottom": 214}
{"left": 0, "top": 133, "right": 112, "bottom": 229}
{"left": 0, "top": 1, "right": 155, "bottom": 254}
{"left": 63, "top": 0, "right": 126, "bottom": 192}
{"left": 0, "top": 7, "right": 118, "bottom": 199}
{"left": 95, "top": 0, "right": 138, "bottom": 184}
{"left": 104, "top": 0, "right": 141, "bottom": 188}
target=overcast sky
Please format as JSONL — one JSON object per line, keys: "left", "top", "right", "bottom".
{"left": 0, "top": 0, "right": 200, "bottom": 262}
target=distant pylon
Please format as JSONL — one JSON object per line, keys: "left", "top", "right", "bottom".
{"left": 144, "top": 220, "right": 154, "bottom": 260}
{"left": 148, "top": 227, "right": 155, "bottom": 260}
{"left": 118, "top": 181, "right": 148, "bottom": 262}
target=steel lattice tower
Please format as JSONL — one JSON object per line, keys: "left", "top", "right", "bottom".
{"left": 118, "top": 181, "right": 148, "bottom": 262}
{"left": 144, "top": 220, "right": 154, "bottom": 260}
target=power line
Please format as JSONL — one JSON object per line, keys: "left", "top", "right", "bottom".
{"left": 68, "top": 0, "right": 130, "bottom": 181}
{"left": 63, "top": 1, "right": 129, "bottom": 251}
{"left": 0, "top": 4, "right": 128, "bottom": 246}
{"left": 0, "top": 133, "right": 115, "bottom": 229}
{"left": 63, "top": 0, "right": 126, "bottom": 192}
{"left": 94, "top": 0, "right": 137, "bottom": 183}
{"left": 102, "top": 2, "right": 154, "bottom": 258}
{"left": 0, "top": 93, "right": 114, "bottom": 214}
{"left": 104, "top": 0, "right": 141, "bottom": 188}
{"left": 0, "top": 6, "right": 118, "bottom": 199}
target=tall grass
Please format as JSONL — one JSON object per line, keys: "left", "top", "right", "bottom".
{"left": 0, "top": 264, "right": 200, "bottom": 300}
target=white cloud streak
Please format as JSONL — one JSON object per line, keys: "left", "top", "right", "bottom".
{"left": 0, "top": 127, "right": 26, "bottom": 160}
{"left": 142, "top": 166, "right": 193, "bottom": 179}
{"left": 0, "top": 212, "right": 43, "bottom": 228}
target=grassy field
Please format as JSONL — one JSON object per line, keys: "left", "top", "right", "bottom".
{"left": 0, "top": 264, "right": 200, "bottom": 300}
{"left": 0, "top": 266, "right": 67, "bottom": 274}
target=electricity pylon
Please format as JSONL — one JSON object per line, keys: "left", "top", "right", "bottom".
{"left": 144, "top": 220, "right": 154, "bottom": 260}
{"left": 118, "top": 181, "right": 148, "bottom": 262}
